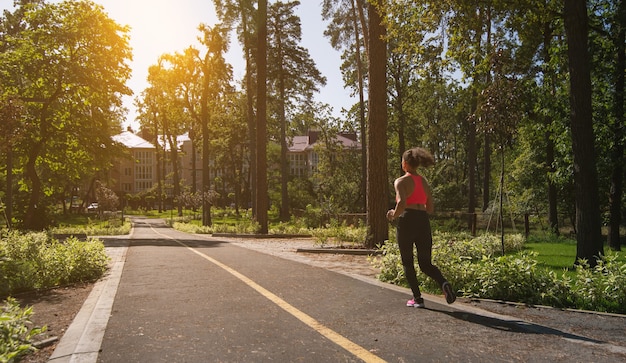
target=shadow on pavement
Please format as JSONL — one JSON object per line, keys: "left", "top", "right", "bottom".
{"left": 102, "top": 238, "right": 224, "bottom": 249}
{"left": 430, "top": 308, "right": 604, "bottom": 344}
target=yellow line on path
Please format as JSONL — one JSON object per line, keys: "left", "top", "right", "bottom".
{"left": 152, "top": 228, "right": 386, "bottom": 363}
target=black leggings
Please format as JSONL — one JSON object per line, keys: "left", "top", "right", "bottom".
{"left": 396, "top": 209, "right": 446, "bottom": 299}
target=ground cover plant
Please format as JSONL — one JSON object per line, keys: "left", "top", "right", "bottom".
{"left": 1, "top": 298, "right": 45, "bottom": 362}
{"left": 168, "top": 207, "right": 368, "bottom": 247}
{"left": 51, "top": 213, "right": 131, "bottom": 236}
{"left": 372, "top": 229, "right": 626, "bottom": 314}
{"left": 1, "top": 230, "right": 109, "bottom": 361}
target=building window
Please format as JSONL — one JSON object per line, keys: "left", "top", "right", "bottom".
{"left": 134, "top": 150, "right": 153, "bottom": 192}
{"left": 289, "top": 153, "right": 307, "bottom": 176}
{"left": 310, "top": 152, "right": 319, "bottom": 172}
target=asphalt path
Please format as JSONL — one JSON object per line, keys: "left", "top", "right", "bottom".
{"left": 49, "top": 217, "right": 626, "bottom": 362}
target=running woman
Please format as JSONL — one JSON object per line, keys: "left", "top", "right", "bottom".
{"left": 386, "top": 147, "right": 456, "bottom": 307}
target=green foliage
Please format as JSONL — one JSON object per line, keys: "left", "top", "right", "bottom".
{"left": 1, "top": 298, "right": 45, "bottom": 363}
{"left": 51, "top": 214, "right": 131, "bottom": 236}
{"left": 373, "top": 231, "right": 626, "bottom": 314}
{"left": 52, "top": 220, "right": 131, "bottom": 237}
{"left": 0, "top": 231, "right": 109, "bottom": 297}
{"left": 310, "top": 220, "right": 367, "bottom": 247}
{"left": 571, "top": 255, "right": 626, "bottom": 313}
{"left": 1, "top": 0, "right": 133, "bottom": 229}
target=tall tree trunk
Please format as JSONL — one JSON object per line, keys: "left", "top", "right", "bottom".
{"left": 350, "top": 0, "right": 367, "bottom": 213}
{"left": 365, "top": 2, "right": 388, "bottom": 248}
{"left": 467, "top": 96, "right": 478, "bottom": 231}
{"left": 483, "top": 133, "right": 491, "bottom": 211}
{"left": 23, "top": 102, "right": 53, "bottom": 230}
{"left": 201, "top": 63, "right": 212, "bottom": 226}
{"left": 154, "top": 130, "right": 163, "bottom": 213}
{"left": 546, "top": 125, "right": 559, "bottom": 235}
{"left": 191, "top": 141, "right": 197, "bottom": 195}
{"left": 279, "top": 67, "right": 290, "bottom": 222}
{"left": 564, "top": 0, "right": 604, "bottom": 265}
{"left": 6, "top": 147, "right": 13, "bottom": 229}
{"left": 242, "top": 2, "right": 257, "bottom": 216}
{"left": 608, "top": 0, "right": 625, "bottom": 251}
{"left": 483, "top": 10, "right": 493, "bottom": 213}
{"left": 167, "top": 134, "right": 182, "bottom": 217}
{"left": 23, "top": 144, "right": 44, "bottom": 230}
{"left": 543, "top": 21, "right": 560, "bottom": 235}
{"left": 256, "top": 0, "right": 269, "bottom": 234}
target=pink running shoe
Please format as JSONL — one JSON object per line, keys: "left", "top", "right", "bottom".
{"left": 406, "top": 297, "right": 425, "bottom": 308}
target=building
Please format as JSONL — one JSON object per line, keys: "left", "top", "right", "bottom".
{"left": 288, "top": 130, "right": 360, "bottom": 177}
{"left": 110, "top": 131, "right": 157, "bottom": 195}
{"left": 108, "top": 130, "right": 360, "bottom": 200}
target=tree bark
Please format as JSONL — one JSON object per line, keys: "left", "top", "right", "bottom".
{"left": 543, "top": 21, "right": 560, "bottom": 236}
{"left": 467, "top": 95, "right": 478, "bottom": 231}
{"left": 255, "top": 0, "right": 269, "bottom": 234}
{"left": 242, "top": 2, "right": 257, "bottom": 216}
{"left": 564, "top": 0, "right": 604, "bottom": 265}
{"left": 608, "top": 0, "right": 625, "bottom": 251}
{"left": 365, "top": 2, "right": 389, "bottom": 248}
{"left": 350, "top": 0, "right": 367, "bottom": 213}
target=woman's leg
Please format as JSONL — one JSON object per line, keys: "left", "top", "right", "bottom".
{"left": 397, "top": 216, "right": 422, "bottom": 299}
{"left": 414, "top": 212, "right": 446, "bottom": 287}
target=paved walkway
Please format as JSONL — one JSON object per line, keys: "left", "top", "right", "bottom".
{"left": 48, "top": 217, "right": 626, "bottom": 362}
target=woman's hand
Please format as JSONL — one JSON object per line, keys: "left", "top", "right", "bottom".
{"left": 386, "top": 209, "right": 395, "bottom": 221}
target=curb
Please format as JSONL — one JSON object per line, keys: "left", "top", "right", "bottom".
{"left": 296, "top": 248, "right": 381, "bottom": 255}
{"left": 212, "top": 233, "right": 312, "bottom": 239}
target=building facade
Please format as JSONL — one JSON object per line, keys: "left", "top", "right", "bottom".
{"left": 109, "top": 130, "right": 360, "bottom": 201}
{"left": 110, "top": 131, "right": 157, "bottom": 195}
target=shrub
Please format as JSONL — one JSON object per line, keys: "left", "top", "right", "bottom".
{"left": 1, "top": 298, "right": 45, "bottom": 362}
{"left": 0, "top": 231, "right": 109, "bottom": 297}
{"left": 52, "top": 217, "right": 131, "bottom": 236}
{"left": 458, "top": 253, "right": 558, "bottom": 304}
{"left": 311, "top": 220, "right": 367, "bottom": 247}
{"left": 372, "top": 231, "right": 626, "bottom": 314}
{"left": 571, "top": 254, "right": 626, "bottom": 313}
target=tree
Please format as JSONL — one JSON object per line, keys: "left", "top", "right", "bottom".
{"left": 95, "top": 180, "right": 120, "bottom": 213}
{"left": 322, "top": 0, "right": 369, "bottom": 212}
{"left": 607, "top": 0, "right": 625, "bottom": 251}
{"left": 256, "top": 0, "right": 269, "bottom": 233}
{"left": 564, "top": 0, "right": 604, "bottom": 265}
{"left": 196, "top": 24, "right": 233, "bottom": 226}
{"left": 267, "top": 0, "right": 326, "bottom": 221}
{"left": 140, "top": 57, "right": 188, "bottom": 217}
{"left": 214, "top": 0, "right": 258, "bottom": 216}
{"left": 365, "top": 1, "right": 388, "bottom": 248}
{"left": 0, "top": 0, "right": 131, "bottom": 229}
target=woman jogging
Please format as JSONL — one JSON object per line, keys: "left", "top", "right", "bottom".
{"left": 386, "top": 147, "right": 456, "bottom": 307}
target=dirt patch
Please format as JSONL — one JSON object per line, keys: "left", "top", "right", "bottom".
{"left": 13, "top": 283, "right": 93, "bottom": 363}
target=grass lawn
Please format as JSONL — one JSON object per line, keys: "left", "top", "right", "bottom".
{"left": 523, "top": 239, "right": 626, "bottom": 275}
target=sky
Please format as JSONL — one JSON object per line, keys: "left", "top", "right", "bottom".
{"left": 0, "top": 0, "right": 354, "bottom": 129}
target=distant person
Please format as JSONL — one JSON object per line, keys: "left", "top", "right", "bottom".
{"left": 387, "top": 147, "right": 456, "bottom": 307}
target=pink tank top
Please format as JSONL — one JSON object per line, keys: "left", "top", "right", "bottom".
{"left": 406, "top": 174, "right": 427, "bottom": 205}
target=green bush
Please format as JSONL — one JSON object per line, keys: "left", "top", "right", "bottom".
{"left": 373, "top": 231, "right": 626, "bottom": 314}
{"left": 311, "top": 220, "right": 367, "bottom": 247}
{"left": 52, "top": 217, "right": 131, "bottom": 236}
{"left": 1, "top": 298, "right": 45, "bottom": 362}
{"left": 571, "top": 254, "right": 626, "bottom": 313}
{"left": 0, "top": 231, "right": 109, "bottom": 297}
